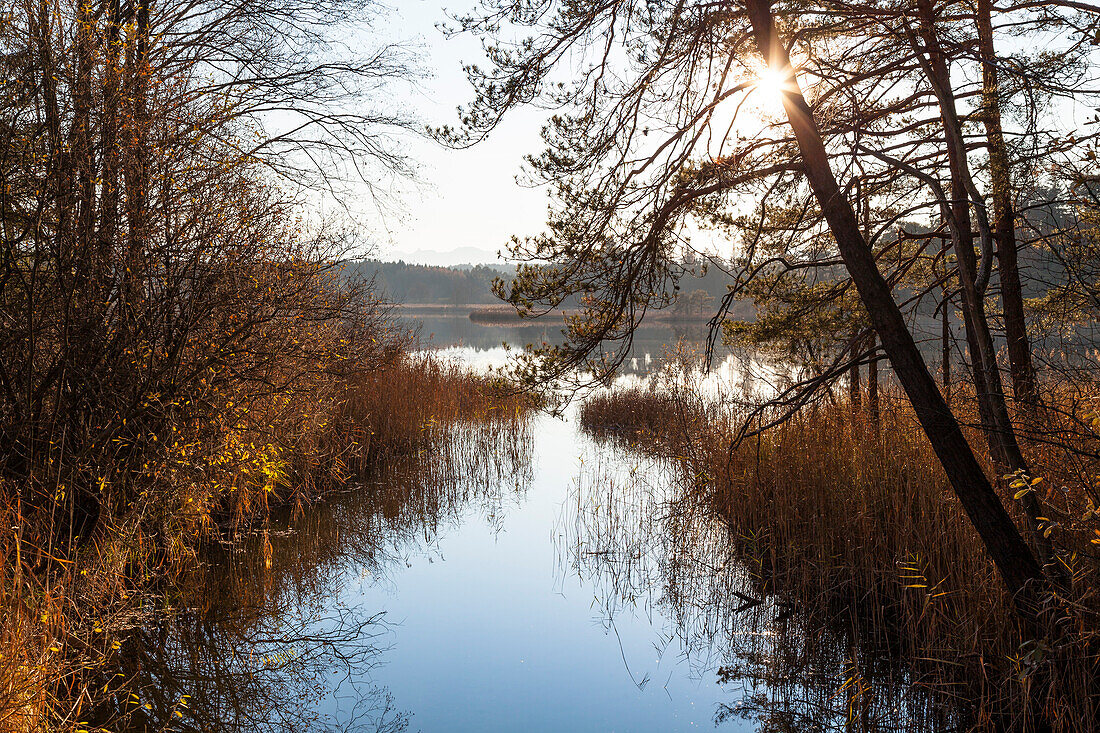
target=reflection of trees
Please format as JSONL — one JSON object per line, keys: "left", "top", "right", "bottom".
{"left": 559, "top": 449, "right": 959, "bottom": 732}
{"left": 92, "top": 422, "right": 532, "bottom": 732}
{"left": 108, "top": 605, "right": 401, "bottom": 733}
{"left": 415, "top": 318, "right": 730, "bottom": 376}
{"left": 666, "top": 321, "right": 711, "bottom": 346}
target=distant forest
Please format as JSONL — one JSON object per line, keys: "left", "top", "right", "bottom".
{"left": 356, "top": 230, "right": 1070, "bottom": 341}
{"left": 354, "top": 260, "right": 513, "bottom": 305}
{"left": 355, "top": 258, "right": 746, "bottom": 310}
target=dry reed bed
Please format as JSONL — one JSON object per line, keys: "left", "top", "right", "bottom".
{"left": 0, "top": 353, "right": 534, "bottom": 732}
{"left": 98, "top": 408, "right": 533, "bottom": 731}
{"left": 580, "top": 383, "right": 1100, "bottom": 731}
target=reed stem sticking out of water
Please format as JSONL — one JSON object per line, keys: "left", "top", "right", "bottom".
{"left": 0, "top": 352, "right": 534, "bottom": 732}
{"left": 580, "top": 383, "right": 1100, "bottom": 731}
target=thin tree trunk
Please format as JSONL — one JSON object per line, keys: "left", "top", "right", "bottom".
{"left": 123, "top": 0, "right": 152, "bottom": 338}
{"left": 941, "top": 281, "right": 951, "bottom": 398}
{"left": 849, "top": 330, "right": 862, "bottom": 411}
{"left": 977, "top": 0, "right": 1037, "bottom": 406}
{"left": 867, "top": 333, "right": 879, "bottom": 429}
{"left": 100, "top": 0, "right": 122, "bottom": 264}
{"left": 71, "top": 0, "right": 96, "bottom": 252}
{"left": 744, "top": 0, "right": 1047, "bottom": 617}
{"left": 914, "top": 0, "right": 1010, "bottom": 464}
{"left": 913, "top": 0, "right": 1059, "bottom": 577}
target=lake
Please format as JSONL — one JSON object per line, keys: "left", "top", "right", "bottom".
{"left": 119, "top": 313, "right": 954, "bottom": 732}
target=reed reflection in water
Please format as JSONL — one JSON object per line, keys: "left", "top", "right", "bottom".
{"left": 98, "top": 331, "right": 986, "bottom": 732}
{"left": 100, "top": 418, "right": 533, "bottom": 733}
{"left": 565, "top": 434, "right": 965, "bottom": 732}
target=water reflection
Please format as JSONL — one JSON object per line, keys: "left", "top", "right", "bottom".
{"left": 100, "top": 421, "right": 533, "bottom": 732}
{"left": 404, "top": 311, "right": 722, "bottom": 378}
{"left": 564, "top": 441, "right": 963, "bottom": 732}
{"left": 100, "top": 311, "right": 973, "bottom": 732}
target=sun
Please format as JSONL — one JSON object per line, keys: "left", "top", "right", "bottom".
{"left": 754, "top": 67, "right": 791, "bottom": 112}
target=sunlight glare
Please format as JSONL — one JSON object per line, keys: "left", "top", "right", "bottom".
{"left": 754, "top": 67, "right": 790, "bottom": 112}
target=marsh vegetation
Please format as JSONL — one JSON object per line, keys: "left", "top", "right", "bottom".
{"left": 6, "top": 0, "right": 1100, "bottom": 731}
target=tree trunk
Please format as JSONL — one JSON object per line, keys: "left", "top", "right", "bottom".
{"left": 915, "top": 0, "right": 1011, "bottom": 464}
{"left": 100, "top": 0, "right": 122, "bottom": 264}
{"left": 977, "top": 0, "right": 1037, "bottom": 406}
{"left": 71, "top": 0, "right": 96, "bottom": 251}
{"left": 913, "top": 0, "right": 1059, "bottom": 577}
{"left": 849, "top": 330, "right": 862, "bottom": 411}
{"left": 940, "top": 276, "right": 952, "bottom": 398}
{"left": 744, "top": 0, "right": 1047, "bottom": 617}
{"left": 123, "top": 0, "right": 152, "bottom": 338}
{"left": 867, "top": 333, "right": 879, "bottom": 429}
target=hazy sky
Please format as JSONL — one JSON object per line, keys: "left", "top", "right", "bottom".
{"left": 365, "top": 3, "right": 1096, "bottom": 266}
{"left": 368, "top": 1, "right": 550, "bottom": 263}
{"left": 366, "top": 2, "right": 762, "bottom": 266}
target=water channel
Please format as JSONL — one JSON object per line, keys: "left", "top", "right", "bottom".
{"left": 121, "top": 313, "right": 950, "bottom": 732}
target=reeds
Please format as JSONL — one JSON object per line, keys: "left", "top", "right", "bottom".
{"left": 331, "top": 352, "right": 534, "bottom": 473}
{"left": 579, "top": 382, "right": 1100, "bottom": 731}
{"left": 579, "top": 385, "right": 712, "bottom": 451}
{"left": 0, "top": 349, "right": 534, "bottom": 732}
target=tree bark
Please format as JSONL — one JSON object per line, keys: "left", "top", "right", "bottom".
{"left": 100, "top": 0, "right": 122, "bottom": 264}
{"left": 849, "top": 330, "right": 862, "bottom": 411}
{"left": 913, "top": 0, "right": 1059, "bottom": 577}
{"left": 977, "top": 0, "right": 1037, "bottom": 406}
{"left": 867, "top": 333, "right": 879, "bottom": 429}
{"left": 123, "top": 0, "right": 152, "bottom": 338}
{"left": 941, "top": 281, "right": 951, "bottom": 397}
{"left": 744, "top": 0, "right": 1047, "bottom": 616}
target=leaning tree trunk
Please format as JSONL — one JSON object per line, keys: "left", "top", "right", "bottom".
{"left": 744, "top": 0, "right": 1047, "bottom": 619}
{"left": 977, "top": 0, "right": 1037, "bottom": 407}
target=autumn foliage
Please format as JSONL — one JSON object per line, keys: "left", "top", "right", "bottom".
{"left": 0, "top": 1, "right": 528, "bottom": 729}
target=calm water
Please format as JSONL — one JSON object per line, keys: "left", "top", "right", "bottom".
{"left": 329, "top": 318, "right": 749, "bottom": 730}
{"left": 120, "top": 316, "right": 949, "bottom": 732}
{"left": 331, "top": 416, "right": 736, "bottom": 731}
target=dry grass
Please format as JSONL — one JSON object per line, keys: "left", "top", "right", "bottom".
{"left": 0, "top": 351, "right": 534, "bottom": 732}
{"left": 330, "top": 352, "right": 534, "bottom": 474}
{"left": 580, "top": 383, "right": 1100, "bottom": 731}
{"left": 580, "top": 385, "right": 712, "bottom": 451}
{"left": 467, "top": 304, "right": 574, "bottom": 324}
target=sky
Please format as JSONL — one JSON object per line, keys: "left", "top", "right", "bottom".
{"left": 357, "top": 3, "right": 1098, "bottom": 267}
{"left": 358, "top": 2, "right": 775, "bottom": 267}
{"left": 364, "top": 1, "right": 551, "bottom": 264}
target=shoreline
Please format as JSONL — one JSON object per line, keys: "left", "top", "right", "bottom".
{"left": 393, "top": 302, "right": 737, "bottom": 326}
